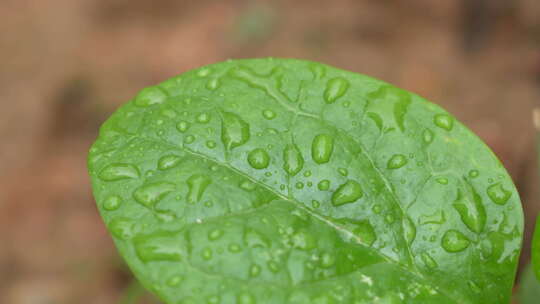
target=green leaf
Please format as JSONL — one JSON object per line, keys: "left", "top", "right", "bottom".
{"left": 88, "top": 58, "right": 523, "bottom": 304}
{"left": 518, "top": 263, "right": 540, "bottom": 304}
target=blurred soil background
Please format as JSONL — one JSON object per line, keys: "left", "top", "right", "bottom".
{"left": 1, "top": 0, "right": 539, "bottom": 303}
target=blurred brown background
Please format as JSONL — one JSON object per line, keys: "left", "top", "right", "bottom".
{"left": 1, "top": 0, "right": 539, "bottom": 303}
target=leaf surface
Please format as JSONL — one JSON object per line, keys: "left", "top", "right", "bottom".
{"left": 88, "top": 58, "right": 523, "bottom": 304}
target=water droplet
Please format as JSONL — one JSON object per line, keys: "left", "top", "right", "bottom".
{"left": 335, "top": 169, "right": 347, "bottom": 178}
{"left": 423, "top": 129, "right": 434, "bottom": 143}
{"left": 421, "top": 252, "right": 438, "bottom": 269}
{"left": 166, "top": 275, "right": 183, "bottom": 287}
{"left": 403, "top": 216, "right": 416, "bottom": 245}
{"left": 295, "top": 182, "right": 304, "bottom": 189}
{"left": 436, "top": 177, "right": 448, "bottom": 185}
{"left": 184, "top": 135, "right": 195, "bottom": 144}
{"left": 262, "top": 109, "right": 276, "bottom": 120}
{"left": 197, "top": 113, "right": 211, "bottom": 123}
{"left": 248, "top": 148, "right": 270, "bottom": 169}
{"left": 283, "top": 144, "right": 304, "bottom": 176}
{"left": 134, "top": 231, "right": 183, "bottom": 262}
{"left": 320, "top": 252, "right": 336, "bottom": 268}
{"left": 434, "top": 114, "right": 454, "bottom": 131}
{"left": 372, "top": 204, "right": 382, "bottom": 214}
{"left": 487, "top": 183, "right": 512, "bottom": 205}
{"left": 237, "top": 292, "right": 256, "bottom": 304}
{"left": 441, "top": 229, "right": 470, "bottom": 253}
{"left": 324, "top": 77, "right": 349, "bottom": 104}
{"left": 202, "top": 247, "right": 213, "bottom": 260}
{"left": 317, "top": 180, "right": 330, "bottom": 191}
{"left": 311, "top": 200, "right": 320, "bottom": 208}
{"left": 387, "top": 154, "right": 407, "bottom": 169}
{"left": 221, "top": 112, "right": 250, "bottom": 150}
{"left": 250, "top": 264, "right": 261, "bottom": 277}
{"left": 134, "top": 86, "right": 167, "bottom": 107}
{"left": 103, "top": 195, "right": 122, "bottom": 211}
{"left": 303, "top": 170, "right": 312, "bottom": 177}
{"left": 206, "top": 140, "right": 217, "bottom": 149}
{"left": 208, "top": 228, "right": 224, "bottom": 241}
{"left": 133, "top": 182, "right": 176, "bottom": 208}
{"left": 385, "top": 214, "right": 395, "bottom": 223}
{"left": 176, "top": 121, "right": 190, "bottom": 133}
{"left": 469, "top": 169, "right": 479, "bottom": 178}
{"left": 331, "top": 180, "right": 363, "bottom": 206}
{"left": 187, "top": 174, "right": 212, "bottom": 204}
{"left": 240, "top": 180, "right": 256, "bottom": 191}
{"left": 99, "top": 163, "right": 140, "bottom": 181}
{"left": 453, "top": 187, "right": 486, "bottom": 233}
{"left": 109, "top": 217, "right": 134, "bottom": 240}
{"left": 267, "top": 260, "right": 280, "bottom": 273}
{"left": 311, "top": 134, "right": 334, "bottom": 164}
{"left": 197, "top": 68, "right": 211, "bottom": 77}
{"left": 228, "top": 243, "right": 241, "bottom": 253}
{"left": 158, "top": 155, "right": 181, "bottom": 170}
{"left": 206, "top": 78, "right": 220, "bottom": 90}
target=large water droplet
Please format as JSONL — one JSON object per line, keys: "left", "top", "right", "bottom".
{"left": 221, "top": 112, "right": 250, "bottom": 150}
{"left": 158, "top": 155, "right": 181, "bottom": 170}
{"left": 99, "top": 163, "right": 140, "bottom": 181}
{"left": 103, "top": 195, "right": 123, "bottom": 211}
{"left": 331, "top": 180, "right": 363, "bottom": 206}
{"left": 441, "top": 229, "right": 470, "bottom": 253}
{"left": 283, "top": 144, "right": 304, "bottom": 176}
{"left": 453, "top": 186, "right": 486, "bottom": 234}
{"left": 324, "top": 77, "right": 349, "bottom": 104}
{"left": 134, "top": 86, "right": 167, "bottom": 107}
{"left": 387, "top": 154, "right": 407, "bottom": 169}
{"left": 487, "top": 183, "right": 512, "bottom": 205}
{"left": 434, "top": 114, "right": 454, "bottom": 131}
{"left": 133, "top": 182, "right": 175, "bottom": 208}
{"left": 134, "top": 231, "right": 183, "bottom": 262}
{"left": 248, "top": 148, "right": 270, "bottom": 169}
{"left": 311, "top": 134, "right": 334, "bottom": 164}
{"left": 187, "top": 174, "right": 212, "bottom": 204}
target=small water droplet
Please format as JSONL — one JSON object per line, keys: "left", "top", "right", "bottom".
{"left": 228, "top": 243, "right": 241, "bottom": 253}
{"left": 197, "top": 113, "right": 211, "bottom": 123}
{"left": 372, "top": 204, "right": 382, "bottom": 214}
{"left": 187, "top": 174, "right": 212, "bottom": 204}
{"left": 158, "top": 155, "right": 181, "bottom": 170}
{"left": 250, "top": 264, "right": 261, "bottom": 277}
{"left": 441, "top": 229, "right": 470, "bottom": 253}
{"left": 221, "top": 112, "right": 250, "bottom": 150}
{"left": 176, "top": 121, "right": 190, "bottom": 133}
{"left": 311, "top": 134, "right": 334, "bottom": 164}
{"left": 206, "top": 140, "right": 217, "bottom": 149}
{"left": 295, "top": 182, "right": 304, "bottom": 189}
{"left": 262, "top": 109, "right": 276, "bottom": 120}
{"left": 403, "top": 216, "right": 416, "bottom": 245}
{"left": 267, "top": 260, "right": 280, "bottom": 273}
{"left": 423, "top": 129, "right": 434, "bottom": 144}
{"left": 109, "top": 217, "right": 134, "bottom": 240}
{"left": 283, "top": 144, "right": 304, "bottom": 176}
{"left": 317, "top": 180, "right": 330, "bottom": 191}
{"left": 103, "top": 195, "right": 122, "bottom": 211}
{"left": 434, "top": 114, "right": 454, "bottom": 131}
{"left": 331, "top": 180, "right": 363, "bottom": 206}
{"left": 239, "top": 180, "right": 256, "bottom": 191}
{"left": 421, "top": 252, "right": 438, "bottom": 269}
{"left": 206, "top": 78, "right": 220, "bottom": 90}
{"left": 166, "top": 275, "right": 183, "bottom": 287}
{"left": 324, "top": 77, "right": 349, "bottom": 104}
{"left": 385, "top": 214, "right": 395, "bottom": 224}
{"left": 468, "top": 169, "right": 479, "bottom": 178}
{"left": 202, "top": 247, "right": 213, "bottom": 260}
{"left": 320, "top": 252, "right": 335, "bottom": 268}
{"left": 436, "top": 177, "right": 449, "bottom": 185}
{"left": 237, "top": 292, "right": 256, "bottom": 304}
{"left": 311, "top": 200, "right": 320, "bottom": 208}
{"left": 99, "top": 163, "right": 140, "bottom": 181}
{"left": 184, "top": 135, "right": 195, "bottom": 144}
{"left": 487, "top": 183, "right": 512, "bottom": 205}
{"left": 338, "top": 168, "right": 348, "bottom": 176}
{"left": 453, "top": 187, "right": 486, "bottom": 233}
{"left": 387, "top": 154, "right": 407, "bottom": 169}
{"left": 208, "top": 228, "right": 224, "bottom": 241}
{"left": 197, "top": 68, "right": 211, "bottom": 77}
{"left": 134, "top": 86, "right": 167, "bottom": 107}
{"left": 133, "top": 182, "right": 176, "bottom": 208}
{"left": 248, "top": 148, "right": 270, "bottom": 169}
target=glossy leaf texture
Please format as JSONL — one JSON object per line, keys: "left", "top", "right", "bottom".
{"left": 88, "top": 58, "right": 523, "bottom": 304}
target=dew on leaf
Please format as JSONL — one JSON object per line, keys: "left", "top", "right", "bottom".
{"left": 332, "top": 180, "right": 363, "bottom": 206}
{"left": 176, "top": 121, "right": 190, "bottom": 133}
{"left": 103, "top": 195, "right": 123, "bottom": 211}
{"left": 283, "top": 144, "right": 304, "bottom": 176}
{"left": 262, "top": 109, "right": 276, "bottom": 120}
{"left": 487, "top": 183, "right": 512, "bottom": 205}
{"left": 134, "top": 86, "right": 167, "bottom": 107}
{"left": 441, "top": 229, "right": 470, "bottom": 253}
{"left": 311, "top": 134, "right": 334, "bottom": 164}
{"left": 99, "top": 163, "right": 140, "bottom": 181}
{"left": 324, "top": 77, "right": 349, "bottom": 104}
{"left": 248, "top": 148, "right": 270, "bottom": 169}
{"left": 317, "top": 180, "right": 330, "bottom": 191}
{"left": 158, "top": 155, "right": 181, "bottom": 170}
{"left": 387, "top": 154, "right": 408, "bottom": 169}
{"left": 133, "top": 182, "right": 176, "bottom": 208}
{"left": 434, "top": 114, "right": 454, "bottom": 131}
{"left": 208, "top": 228, "right": 224, "bottom": 241}
{"left": 187, "top": 174, "right": 212, "bottom": 204}
{"left": 221, "top": 112, "right": 250, "bottom": 150}
{"left": 184, "top": 135, "right": 195, "bottom": 144}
